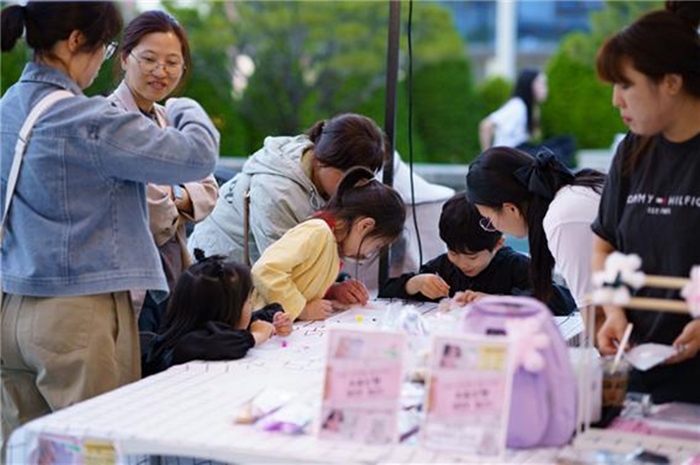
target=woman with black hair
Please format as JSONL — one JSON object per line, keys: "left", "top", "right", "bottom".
{"left": 188, "top": 113, "right": 387, "bottom": 265}
{"left": 593, "top": 1, "right": 700, "bottom": 404}
{"left": 466, "top": 147, "right": 605, "bottom": 308}
{"left": 108, "top": 10, "right": 219, "bottom": 333}
{"left": 479, "top": 69, "right": 576, "bottom": 167}
{"left": 0, "top": 1, "right": 218, "bottom": 438}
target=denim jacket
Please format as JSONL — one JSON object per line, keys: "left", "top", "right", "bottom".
{"left": 0, "top": 63, "right": 219, "bottom": 297}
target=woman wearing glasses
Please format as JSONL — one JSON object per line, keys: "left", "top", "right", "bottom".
{"left": 0, "top": 2, "right": 218, "bottom": 440}
{"left": 108, "top": 11, "right": 218, "bottom": 333}
{"left": 466, "top": 147, "right": 605, "bottom": 307}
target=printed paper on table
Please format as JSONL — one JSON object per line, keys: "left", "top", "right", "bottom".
{"left": 422, "top": 333, "right": 514, "bottom": 456}
{"left": 319, "top": 327, "right": 406, "bottom": 445}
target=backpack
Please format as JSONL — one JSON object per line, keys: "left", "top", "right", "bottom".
{"left": 462, "top": 295, "right": 577, "bottom": 448}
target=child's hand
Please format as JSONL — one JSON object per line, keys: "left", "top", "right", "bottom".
{"left": 326, "top": 279, "right": 369, "bottom": 305}
{"left": 406, "top": 274, "right": 450, "bottom": 299}
{"left": 452, "top": 290, "right": 488, "bottom": 305}
{"left": 249, "top": 320, "right": 275, "bottom": 345}
{"left": 298, "top": 299, "right": 333, "bottom": 321}
{"left": 273, "top": 311, "right": 293, "bottom": 336}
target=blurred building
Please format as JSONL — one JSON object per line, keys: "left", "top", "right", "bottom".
{"left": 441, "top": 0, "right": 604, "bottom": 82}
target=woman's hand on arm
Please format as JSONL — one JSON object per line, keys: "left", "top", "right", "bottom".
{"left": 173, "top": 185, "right": 194, "bottom": 215}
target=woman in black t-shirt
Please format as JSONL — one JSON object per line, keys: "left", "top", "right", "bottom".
{"left": 592, "top": 1, "right": 700, "bottom": 404}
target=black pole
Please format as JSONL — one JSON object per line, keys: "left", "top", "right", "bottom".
{"left": 379, "top": 0, "right": 401, "bottom": 289}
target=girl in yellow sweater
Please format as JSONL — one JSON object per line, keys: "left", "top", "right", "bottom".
{"left": 252, "top": 167, "right": 405, "bottom": 321}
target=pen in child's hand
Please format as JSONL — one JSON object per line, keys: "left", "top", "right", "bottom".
{"left": 435, "top": 272, "right": 450, "bottom": 295}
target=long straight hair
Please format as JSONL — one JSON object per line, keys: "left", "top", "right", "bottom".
{"left": 467, "top": 147, "right": 605, "bottom": 300}
{"left": 513, "top": 68, "right": 540, "bottom": 134}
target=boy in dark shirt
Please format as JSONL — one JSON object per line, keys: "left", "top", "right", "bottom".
{"left": 379, "top": 194, "right": 575, "bottom": 315}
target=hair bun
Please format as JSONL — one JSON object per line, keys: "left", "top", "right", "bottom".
{"left": 666, "top": 0, "right": 700, "bottom": 29}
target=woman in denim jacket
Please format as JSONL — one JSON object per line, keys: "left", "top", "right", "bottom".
{"left": 108, "top": 11, "right": 218, "bottom": 333}
{"left": 0, "top": 2, "right": 219, "bottom": 440}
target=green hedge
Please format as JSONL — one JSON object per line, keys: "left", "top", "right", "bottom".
{"left": 542, "top": 34, "right": 626, "bottom": 149}
{"left": 411, "top": 59, "right": 480, "bottom": 164}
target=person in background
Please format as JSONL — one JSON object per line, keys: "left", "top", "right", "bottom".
{"left": 108, "top": 10, "right": 218, "bottom": 333}
{"left": 143, "top": 250, "right": 292, "bottom": 376}
{"left": 466, "top": 147, "right": 605, "bottom": 309}
{"left": 379, "top": 194, "right": 576, "bottom": 315}
{"left": 593, "top": 0, "right": 700, "bottom": 404}
{"left": 479, "top": 69, "right": 576, "bottom": 167}
{"left": 252, "top": 167, "right": 405, "bottom": 321}
{"left": 0, "top": 1, "right": 218, "bottom": 440}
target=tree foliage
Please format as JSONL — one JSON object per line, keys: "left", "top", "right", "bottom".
{"left": 542, "top": 0, "right": 662, "bottom": 148}
{"left": 217, "top": 1, "right": 471, "bottom": 161}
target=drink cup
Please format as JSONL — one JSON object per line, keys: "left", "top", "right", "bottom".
{"left": 601, "top": 355, "right": 630, "bottom": 409}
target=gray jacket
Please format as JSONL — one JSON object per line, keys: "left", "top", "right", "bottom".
{"left": 188, "top": 135, "right": 324, "bottom": 263}
{"left": 0, "top": 63, "right": 219, "bottom": 296}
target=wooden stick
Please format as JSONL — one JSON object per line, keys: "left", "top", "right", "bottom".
{"left": 624, "top": 297, "right": 688, "bottom": 314}
{"left": 643, "top": 275, "right": 690, "bottom": 290}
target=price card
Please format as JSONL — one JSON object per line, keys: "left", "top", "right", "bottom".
{"left": 319, "top": 327, "right": 406, "bottom": 445}
{"left": 422, "top": 334, "right": 514, "bottom": 456}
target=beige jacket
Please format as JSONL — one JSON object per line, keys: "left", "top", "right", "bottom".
{"left": 109, "top": 81, "right": 218, "bottom": 290}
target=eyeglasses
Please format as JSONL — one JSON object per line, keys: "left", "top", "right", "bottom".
{"left": 129, "top": 52, "right": 185, "bottom": 77}
{"left": 479, "top": 216, "right": 499, "bottom": 233}
{"left": 104, "top": 41, "right": 118, "bottom": 60}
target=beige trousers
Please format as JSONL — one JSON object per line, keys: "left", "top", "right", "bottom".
{"left": 0, "top": 292, "right": 140, "bottom": 447}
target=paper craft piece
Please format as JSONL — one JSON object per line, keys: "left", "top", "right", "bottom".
{"left": 29, "top": 434, "right": 82, "bottom": 465}
{"left": 422, "top": 334, "right": 513, "bottom": 457}
{"left": 625, "top": 343, "right": 679, "bottom": 371}
{"left": 319, "top": 327, "right": 406, "bottom": 445}
{"left": 234, "top": 387, "right": 295, "bottom": 424}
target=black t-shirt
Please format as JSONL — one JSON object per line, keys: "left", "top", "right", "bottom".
{"left": 378, "top": 246, "right": 576, "bottom": 316}
{"left": 592, "top": 131, "right": 700, "bottom": 403}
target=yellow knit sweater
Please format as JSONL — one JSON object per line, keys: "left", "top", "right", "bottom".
{"left": 252, "top": 219, "right": 340, "bottom": 320}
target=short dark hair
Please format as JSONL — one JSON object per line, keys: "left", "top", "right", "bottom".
{"left": 439, "top": 193, "right": 501, "bottom": 253}
{"left": 1, "top": 2, "right": 122, "bottom": 54}
{"left": 305, "top": 113, "right": 386, "bottom": 173}
{"left": 117, "top": 10, "right": 192, "bottom": 92}
{"left": 157, "top": 250, "right": 252, "bottom": 352}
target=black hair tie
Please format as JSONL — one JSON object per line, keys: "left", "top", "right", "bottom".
{"left": 513, "top": 148, "right": 573, "bottom": 199}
